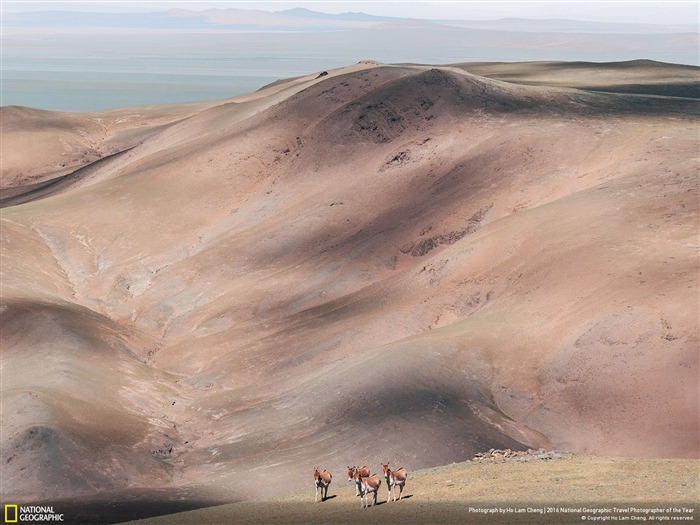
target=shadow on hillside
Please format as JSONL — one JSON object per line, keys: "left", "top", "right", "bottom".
{"left": 22, "top": 490, "right": 227, "bottom": 524}
{"left": 16, "top": 495, "right": 697, "bottom": 524}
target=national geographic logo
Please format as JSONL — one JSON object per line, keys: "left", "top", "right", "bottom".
{"left": 3, "top": 505, "right": 64, "bottom": 522}
{"left": 4, "top": 505, "right": 17, "bottom": 523}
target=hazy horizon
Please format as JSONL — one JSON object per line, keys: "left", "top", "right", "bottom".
{"left": 3, "top": 1, "right": 699, "bottom": 25}
{"left": 2, "top": 1, "right": 698, "bottom": 112}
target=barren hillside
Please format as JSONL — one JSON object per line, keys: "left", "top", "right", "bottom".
{"left": 1, "top": 60, "right": 698, "bottom": 522}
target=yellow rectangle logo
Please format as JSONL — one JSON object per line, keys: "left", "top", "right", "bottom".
{"left": 4, "top": 504, "right": 18, "bottom": 523}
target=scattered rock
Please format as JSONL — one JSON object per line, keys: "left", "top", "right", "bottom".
{"left": 472, "top": 448, "right": 564, "bottom": 463}
{"left": 384, "top": 150, "right": 410, "bottom": 168}
{"left": 402, "top": 204, "right": 493, "bottom": 257}
{"left": 151, "top": 445, "right": 174, "bottom": 459}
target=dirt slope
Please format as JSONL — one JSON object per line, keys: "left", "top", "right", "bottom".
{"left": 0, "top": 103, "right": 210, "bottom": 193}
{"left": 1, "top": 61, "right": 698, "bottom": 518}
{"left": 451, "top": 59, "right": 700, "bottom": 98}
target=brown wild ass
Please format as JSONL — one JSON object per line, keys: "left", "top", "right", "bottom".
{"left": 354, "top": 469, "right": 381, "bottom": 508}
{"left": 381, "top": 462, "right": 408, "bottom": 502}
{"left": 347, "top": 465, "right": 370, "bottom": 496}
{"left": 314, "top": 468, "right": 332, "bottom": 502}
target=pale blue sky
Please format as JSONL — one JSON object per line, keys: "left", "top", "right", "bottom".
{"left": 3, "top": 1, "right": 698, "bottom": 25}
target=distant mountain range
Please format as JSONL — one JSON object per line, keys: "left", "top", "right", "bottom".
{"left": 4, "top": 7, "right": 697, "bottom": 34}
{"left": 278, "top": 7, "right": 397, "bottom": 22}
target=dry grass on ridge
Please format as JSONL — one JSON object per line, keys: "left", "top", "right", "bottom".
{"left": 122, "top": 455, "right": 699, "bottom": 524}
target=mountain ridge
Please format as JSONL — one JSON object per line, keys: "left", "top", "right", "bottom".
{"left": 5, "top": 8, "right": 696, "bottom": 33}
{"left": 1, "top": 61, "right": 697, "bottom": 517}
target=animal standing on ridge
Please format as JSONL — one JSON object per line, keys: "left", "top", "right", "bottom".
{"left": 354, "top": 468, "right": 381, "bottom": 508}
{"left": 313, "top": 468, "right": 332, "bottom": 502}
{"left": 381, "top": 462, "right": 408, "bottom": 502}
{"left": 347, "top": 465, "right": 370, "bottom": 496}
